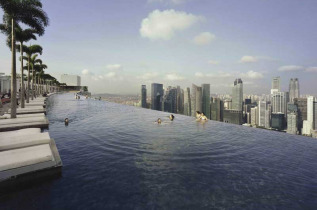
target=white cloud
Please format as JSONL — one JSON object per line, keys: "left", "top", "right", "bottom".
{"left": 105, "top": 72, "right": 116, "bottom": 78}
{"left": 239, "top": 56, "right": 258, "bottom": 63}
{"left": 306, "top": 67, "right": 317, "bottom": 72}
{"left": 106, "top": 64, "right": 122, "bottom": 71}
{"left": 208, "top": 60, "right": 219, "bottom": 64}
{"left": 278, "top": 65, "right": 304, "bottom": 72}
{"left": 140, "top": 9, "right": 203, "bottom": 40}
{"left": 165, "top": 73, "right": 185, "bottom": 81}
{"left": 240, "top": 70, "right": 264, "bottom": 79}
{"left": 206, "top": 72, "right": 233, "bottom": 78}
{"left": 82, "top": 69, "right": 92, "bottom": 75}
{"left": 196, "top": 71, "right": 233, "bottom": 78}
{"left": 193, "top": 32, "right": 215, "bottom": 45}
{"left": 195, "top": 72, "right": 204, "bottom": 78}
{"left": 148, "top": 0, "right": 186, "bottom": 4}
{"left": 137, "top": 72, "right": 159, "bottom": 80}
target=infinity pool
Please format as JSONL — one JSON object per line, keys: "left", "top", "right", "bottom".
{"left": 1, "top": 93, "right": 317, "bottom": 209}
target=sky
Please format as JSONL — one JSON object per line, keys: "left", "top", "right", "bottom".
{"left": 0, "top": 0, "right": 317, "bottom": 95}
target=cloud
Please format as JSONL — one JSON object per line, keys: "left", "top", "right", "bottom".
{"left": 106, "top": 64, "right": 122, "bottom": 71}
{"left": 240, "top": 70, "right": 264, "bottom": 79}
{"left": 195, "top": 72, "right": 204, "bottom": 78}
{"left": 165, "top": 73, "right": 185, "bottom": 81}
{"left": 81, "top": 69, "right": 92, "bottom": 75}
{"left": 148, "top": 0, "right": 186, "bottom": 4}
{"left": 105, "top": 72, "right": 116, "bottom": 78}
{"left": 195, "top": 71, "right": 233, "bottom": 78}
{"left": 278, "top": 65, "right": 304, "bottom": 72}
{"left": 239, "top": 56, "right": 257, "bottom": 63}
{"left": 306, "top": 67, "right": 317, "bottom": 72}
{"left": 137, "top": 72, "right": 159, "bottom": 80}
{"left": 140, "top": 9, "right": 203, "bottom": 40}
{"left": 208, "top": 60, "right": 219, "bottom": 64}
{"left": 193, "top": 32, "right": 215, "bottom": 45}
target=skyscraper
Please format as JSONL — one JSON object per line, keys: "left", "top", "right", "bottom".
{"left": 272, "top": 92, "right": 287, "bottom": 115}
{"left": 232, "top": 78, "right": 243, "bottom": 111}
{"left": 151, "top": 83, "right": 163, "bottom": 111}
{"left": 210, "top": 97, "right": 223, "bottom": 121}
{"left": 313, "top": 101, "right": 317, "bottom": 130}
{"left": 141, "top": 85, "right": 147, "bottom": 108}
{"left": 271, "top": 76, "right": 280, "bottom": 94}
{"left": 184, "top": 87, "right": 191, "bottom": 116}
{"left": 163, "top": 87, "right": 177, "bottom": 113}
{"left": 202, "top": 84, "right": 211, "bottom": 118}
{"left": 191, "top": 84, "right": 202, "bottom": 116}
{"left": 289, "top": 78, "right": 300, "bottom": 102}
{"left": 287, "top": 112, "right": 298, "bottom": 135}
{"left": 251, "top": 107, "right": 258, "bottom": 126}
{"left": 294, "top": 98, "right": 307, "bottom": 133}
{"left": 303, "top": 96, "right": 316, "bottom": 135}
{"left": 176, "top": 86, "right": 184, "bottom": 114}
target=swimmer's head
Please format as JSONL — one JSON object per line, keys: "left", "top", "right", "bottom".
{"left": 157, "top": 118, "right": 162, "bottom": 124}
{"left": 169, "top": 114, "right": 175, "bottom": 121}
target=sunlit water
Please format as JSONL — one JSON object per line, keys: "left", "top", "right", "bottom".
{"left": 1, "top": 93, "right": 317, "bottom": 209}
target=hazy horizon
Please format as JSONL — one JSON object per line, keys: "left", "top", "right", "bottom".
{"left": 1, "top": 0, "right": 317, "bottom": 95}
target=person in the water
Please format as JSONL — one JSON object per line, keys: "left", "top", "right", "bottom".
{"left": 65, "top": 118, "right": 69, "bottom": 125}
{"left": 157, "top": 118, "right": 162, "bottom": 124}
{"left": 169, "top": 114, "right": 175, "bottom": 121}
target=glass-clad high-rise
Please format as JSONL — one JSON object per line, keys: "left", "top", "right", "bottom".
{"left": 151, "top": 83, "right": 163, "bottom": 111}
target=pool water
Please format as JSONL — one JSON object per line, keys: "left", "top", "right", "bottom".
{"left": 1, "top": 93, "right": 317, "bottom": 209}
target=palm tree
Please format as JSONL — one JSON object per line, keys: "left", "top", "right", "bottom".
{"left": 0, "top": 21, "right": 38, "bottom": 108}
{"left": 16, "top": 28, "right": 37, "bottom": 108}
{"left": 0, "top": 0, "right": 48, "bottom": 118}
{"left": 23, "top": 45, "right": 42, "bottom": 102}
{"left": 33, "top": 63, "right": 47, "bottom": 96}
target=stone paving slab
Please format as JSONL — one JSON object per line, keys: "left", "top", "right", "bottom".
{"left": 0, "top": 144, "right": 53, "bottom": 171}
{"left": 0, "top": 133, "right": 51, "bottom": 151}
{"left": 0, "top": 128, "right": 41, "bottom": 138}
{"left": 0, "top": 113, "right": 45, "bottom": 119}
{"left": 0, "top": 118, "right": 49, "bottom": 132}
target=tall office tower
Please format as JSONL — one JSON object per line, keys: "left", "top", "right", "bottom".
{"left": 287, "top": 112, "right": 298, "bottom": 135}
{"left": 245, "top": 98, "right": 251, "bottom": 105}
{"left": 302, "top": 96, "right": 316, "bottom": 135}
{"left": 289, "top": 78, "right": 300, "bottom": 102}
{"left": 210, "top": 98, "right": 223, "bottom": 121}
{"left": 258, "top": 101, "right": 267, "bottom": 127}
{"left": 251, "top": 107, "right": 258, "bottom": 126}
{"left": 232, "top": 78, "right": 243, "bottom": 111}
{"left": 141, "top": 85, "right": 147, "bottom": 108}
{"left": 272, "top": 92, "right": 287, "bottom": 115}
{"left": 163, "top": 87, "right": 177, "bottom": 113}
{"left": 176, "top": 86, "right": 184, "bottom": 114}
{"left": 184, "top": 87, "right": 191, "bottom": 116}
{"left": 294, "top": 98, "right": 307, "bottom": 134}
{"left": 151, "top": 83, "right": 163, "bottom": 111}
{"left": 191, "top": 84, "right": 202, "bottom": 116}
{"left": 202, "top": 84, "right": 211, "bottom": 118}
{"left": 224, "top": 99, "right": 232, "bottom": 110}
{"left": 265, "top": 109, "right": 271, "bottom": 129}
{"left": 271, "top": 76, "right": 280, "bottom": 94}
{"left": 313, "top": 101, "right": 317, "bottom": 130}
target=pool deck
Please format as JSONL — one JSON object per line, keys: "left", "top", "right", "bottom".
{"left": 0, "top": 93, "right": 62, "bottom": 185}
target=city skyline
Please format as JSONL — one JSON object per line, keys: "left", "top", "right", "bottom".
{"left": 0, "top": 0, "right": 317, "bottom": 95}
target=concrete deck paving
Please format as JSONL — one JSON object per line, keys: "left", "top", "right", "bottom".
{"left": 0, "top": 116, "right": 49, "bottom": 132}
{"left": 0, "top": 93, "right": 62, "bottom": 185}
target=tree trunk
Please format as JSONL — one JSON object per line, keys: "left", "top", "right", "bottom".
{"left": 31, "top": 68, "right": 34, "bottom": 100}
{"left": 10, "top": 18, "right": 17, "bottom": 118}
{"left": 20, "top": 42, "right": 25, "bottom": 108}
{"left": 27, "top": 56, "right": 30, "bottom": 103}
